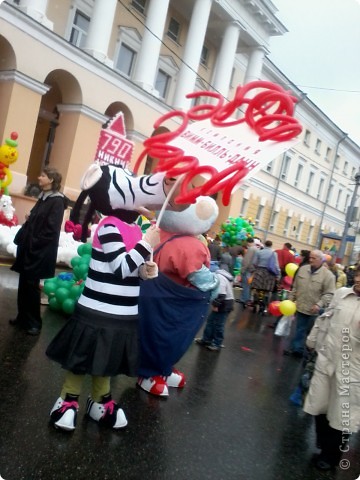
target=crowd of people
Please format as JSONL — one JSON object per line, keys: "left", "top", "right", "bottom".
{"left": 206, "top": 234, "right": 360, "bottom": 471}
{"left": 6, "top": 164, "right": 359, "bottom": 472}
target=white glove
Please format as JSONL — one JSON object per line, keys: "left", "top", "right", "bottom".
{"left": 139, "top": 261, "right": 159, "bottom": 280}
{"left": 143, "top": 225, "right": 160, "bottom": 248}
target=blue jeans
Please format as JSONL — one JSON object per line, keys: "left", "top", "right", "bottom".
{"left": 240, "top": 272, "right": 251, "bottom": 303}
{"left": 202, "top": 311, "right": 228, "bottom": 347}
{"left": 290, "top": 311, "right": 317, "bottom": 354}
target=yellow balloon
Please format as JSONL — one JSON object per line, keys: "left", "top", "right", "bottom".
{"left": 279, "top": 299, "right": 297, "bottom": 316}
{"left": 285, "top": 262, "right": 298, "bottom": 278}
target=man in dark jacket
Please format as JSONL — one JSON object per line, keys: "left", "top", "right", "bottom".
{"left": 10, "top": 166, "right": 67, "bottom": 335}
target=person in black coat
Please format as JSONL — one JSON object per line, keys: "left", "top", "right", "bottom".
{"left": 10, "top": 166, "right": 68, "bottom": 335}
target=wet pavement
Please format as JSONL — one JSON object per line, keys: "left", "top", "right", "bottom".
{"left": 0, "top": 264, "right": 359, "bottom": 480}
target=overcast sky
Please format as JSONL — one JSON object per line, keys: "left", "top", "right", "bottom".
{"left": 269, "top": 0, "right": 360, "bottom": 145}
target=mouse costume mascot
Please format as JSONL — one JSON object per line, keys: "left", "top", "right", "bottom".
{"left": 46, "top": 162, "right": 178, "bottom": 431}
{"left": 137, "top": 196, "right": 220, "bottom": 396}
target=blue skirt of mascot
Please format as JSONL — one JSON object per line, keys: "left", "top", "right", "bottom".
{"left": 137, "top": 197, "right": 220, "bottom": 396}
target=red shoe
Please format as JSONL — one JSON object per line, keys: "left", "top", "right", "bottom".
{"left": 166, "top": 368, "right": 186, "bottom": 388}
{"left": 137, "top": 376, "right": 169, "bottom": 396}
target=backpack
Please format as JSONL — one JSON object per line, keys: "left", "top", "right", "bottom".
{"left": 267, "top": 252, "right": 280, "bottom": 276}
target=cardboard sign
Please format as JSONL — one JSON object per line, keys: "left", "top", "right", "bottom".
{"left": 94, "top": 112, "right": 134, "bottom": 166}
{"left": 169, "top": 118, "right": 300, "bottom": 185}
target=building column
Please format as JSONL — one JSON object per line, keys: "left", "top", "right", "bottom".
{"left": 173, "top": 0, "right": 213, "bottom": 110}
{"left": 83, "top": 0, "right": 118, "bottom": 65}
{"left": 212, "top": 22, "right": 241, "bottom": 98}
{"left": 133, "top": 0, "right": 170, "bottom": 95}
{"left": 243, "top": 46, "right": 266, "bottom": 84}
{"left": 18, "top": 0, "right": 53, "bottom": 29}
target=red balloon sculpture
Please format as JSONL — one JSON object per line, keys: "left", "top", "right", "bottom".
{"left": 133, "top": 81, "right": 302, "bottom": 206}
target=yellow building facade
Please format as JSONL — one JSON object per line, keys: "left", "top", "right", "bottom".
{"left": 1, "top": 0, "right": 359, "bottom": 260}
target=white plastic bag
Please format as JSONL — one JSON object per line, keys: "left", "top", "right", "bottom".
{"left": 275, "top": 315, "right": 292, "bottom": 337}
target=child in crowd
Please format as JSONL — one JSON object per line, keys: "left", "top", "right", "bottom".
{"left": 195, "top": 268, "right": 234, "bottom": 351}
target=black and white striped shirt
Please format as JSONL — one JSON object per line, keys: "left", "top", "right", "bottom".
{"left": 78, "top": 222, "right": 151, "bottom": 316}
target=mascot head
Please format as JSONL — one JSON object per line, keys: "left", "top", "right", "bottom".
{"left": 71, "top": 163, "right": 170, "bottom": 241}
{"left": 158, "top": 196, "right": 219, "bottom": 236}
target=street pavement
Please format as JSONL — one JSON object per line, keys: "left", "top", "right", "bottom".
{"left": 0, "top": 265, "right": 359, "bottom": 480}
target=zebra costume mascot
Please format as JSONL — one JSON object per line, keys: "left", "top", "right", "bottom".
{"left": 46, "top": 162, "right": 175, "bottom": 431}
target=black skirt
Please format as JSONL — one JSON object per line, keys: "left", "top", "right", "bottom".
{"left": 46, "top": 304, "right": 139, "bottom": 377}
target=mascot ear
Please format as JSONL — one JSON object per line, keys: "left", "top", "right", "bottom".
{"left": 80, "top": 163, "right": 103, "bottom": 190}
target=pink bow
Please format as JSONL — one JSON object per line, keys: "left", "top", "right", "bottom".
{"left": 65, "top": 220, "right": 83, "bottom": 241}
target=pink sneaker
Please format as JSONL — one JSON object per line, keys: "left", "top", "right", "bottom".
{"left": 166, "top": 368, "right": 186, "bottom": 388}
{"left": 137, "top": 376, "right": 169, "bottom": 396}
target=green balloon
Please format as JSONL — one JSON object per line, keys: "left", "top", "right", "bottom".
{"left": 49, "top": 297, "right": 61, "bottom": 311}
{"left": 69, "top": 284, "right": 82, "bottom": 299}
{"left": 62, "top": 298, "right": 75, "bottom": 315}
{"left": 79, "top": 254, "right": 91, "bottom": 265}
{"left": 77, "top": 243, "right": 92, "bottom": 257}
{"left": 43, "top": 281, "right": 57, "bottom": 296}
{"left": 55, "top": 287, "right": 70, "bottom": 304}
{"left": 83, "top": 243, "right": 92, "bottom": 255}
{"left": 78, "top": 263, "right": 89, "bottom": 279}
{"left": 73, "top": 266, "right": 81, "bottom": 280}
{"left": 71, "top": 256, "right": 81, "bottom": 268}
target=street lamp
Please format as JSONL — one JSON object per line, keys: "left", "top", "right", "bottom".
{"left": 338, "top": 169, "right": 360, "bottom": 262}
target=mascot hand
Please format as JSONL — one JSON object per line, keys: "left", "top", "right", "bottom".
{"left": 139, "top": 261, "right": 159, "bottom": 280}
{"left": 143, "top": 225, "right": 160, "bottom": 248}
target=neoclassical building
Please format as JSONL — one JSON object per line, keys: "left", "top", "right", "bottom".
{"left": 0, "top": 0, "right": 359, "bottom": 261}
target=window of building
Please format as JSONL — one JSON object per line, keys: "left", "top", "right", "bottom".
{"left": 317, "top": 177, "right": 325, "bottom": 200}
{"left": 336, "top": 188, "right": 343, "bottom": 209}
{"left": 325, "top": 147, "right": 331, "bottom": 162}
{"left": 352, "top": 167, "right": 356, "bottom": 179}
{"left": 190, "top": 78, "right": 208, "bottom": 107}
{"left": 200, "top": 45, "right": 209, "bottom": 66}
{"left": 283, "top": 216, "right": 291, "bottom": 234}
{"left": 307, "top": 225, "right": 314, "bottom": 244}
{"left": 115, "top": 43, "right": 136, "bottom": 76}
{"left": 281, "top": 155, "right": 291, "bottom": 180}
{"left": 240, "top": 197, "right": 248, "bottom": 216}
{"left": 131, "top": 0, "right": 147, "bottom": 14}
{"left": 304, "top": 129, "right": 311, "bottom": 146}
{"left": 269, "top": 211, "right": 278, "bottom": 231}
{"left": 306, "top": 171, "right": 315, "bottom": 194}
{"left": 344, "top": 193, "right": 351, "bottom": 212}
{"left": 315, "top": 138, "right": 322, "bottom": 154}
{"left": 328, "top": 183, "right": 334, "bottom": 204}
{"left": 294, "top": 163, "right": 303, "bottom": 187}
{"left": 230, "top": 67, "right": 236, "bottom": 88}
{"left": 69, "top": 9, "right": 90, "bottom": 48}
{"left": 343, "top": 161, "right": 349, "bottom": 175}
{"left": 335, "top": 154, "right": 340, "bottom": 168}
{"left": 167, "top": 17, "right": 180, "bottom": 42}
{"left": 296, "top": 221, "right": 303, "bottom": 240}
{"left": 155, "top": 69, "right": 171, "bottom": 99}
{"left": 115, "top": 27, "right": 142, "bottom": 78}
{"left": 155, "top": 55, "right": 179, "bottom": 102}
{"left": 266, "top": 161, "right": 273, "bottom": 173}
{"left": 256, "top": 204, "right": 264, "bottom": 225}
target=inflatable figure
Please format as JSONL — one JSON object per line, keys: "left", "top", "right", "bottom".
{"left": 0, "top": 132, "right": 19, "bottom": 195}
{"left": 137, "top": 196, "right": 220, "bottom": 396}
{"left": 0, "top": 194, "right": 18, "bottom": 226}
